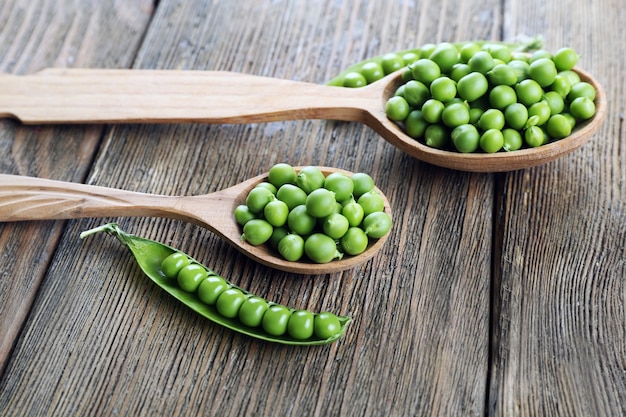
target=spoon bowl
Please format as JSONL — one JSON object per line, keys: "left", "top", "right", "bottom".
{"left": 0, "top": 66, "right": 606, "bottom": 172}
{"left": 0, "top": 167, "right": 392, "bottom": 274}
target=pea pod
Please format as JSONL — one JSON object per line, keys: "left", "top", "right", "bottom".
{"left": 80, "top": 223, "right": 351, "bottom": 345}
{"left": 326, "top": 37, "right": 544, "bottom": 87}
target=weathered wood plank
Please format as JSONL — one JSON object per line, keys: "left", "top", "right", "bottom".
{"left": 0, "top": 0, "right": 153, "bottom": 370}
{"left": 0, "top": 0, "right": 498, "bottom": 416}
{"left": 490, "top": 1, "right": 626, "bottom": 415}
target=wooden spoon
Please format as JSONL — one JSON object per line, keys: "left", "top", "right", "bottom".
{"left": 0, "top": 67, "right": 606, "bottom": 172}
{"left": 0, "top": 167, "right": 391, "bottom": 274}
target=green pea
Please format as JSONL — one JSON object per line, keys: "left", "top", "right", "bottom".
{"left": 489, "top": 85, "right": 517, "bottom": 110}
{"left": 553, "top": 47, "right": 579, "bottom": 71}
{"left": 515, "top": 79, "right": 544, "bottom": 106}
{"left": 550, "top": 74, "right": 571, "bottom": 98}
{"left": 460, "top": 43, "right": 481, "bottom": 63}
{"left": 323, "top": 172, "right": 354, "bottom": 203}
{"left": 362, "top": 211, "right": 392, "bottom": 239}
{"left": 482, "top": 43, "right": 512, "bottom": 63}
{"left": 242, "top": 219, "right": 273, "bottom": 246}
{"left": 245, "top": 186, "right": 274, "bottom": 213}
{"left": 161, "top": 252, "right": 190, "bottom": 279}
{"left": 479, "top": 129, "right": 504, "bottom": 153}
{"left": 322, "top": 213, "right": 350, "bottom": 239}
{"left": 441, "top": 102, "right": 470, "bottom": 128}
{"left": 287, "top": 205, "right": 317, "bottom": 235}
{"left": 569, "top": 97, "right": 595, "bottom": 120}
{"left": 524, "top": 125, "right": 545, "bottom": 147}
{"left": 216, "top": 288, "right": 247, "bottom": 319}
{"left": 255, "top": 182, "right": 277, "bottom": 195}
{"left": 487, "top": 64, "right": 518, "bottom": 86}
{"left": 562, "top": 112, "right": 577, "bottom": 129}
{"left": 429, "top": 76, "right": 457, "bottom": 102}
{"left": 314, "top": 312, "right": 342, "bottom": 339}
{"left": 234, "top": 205, "right": 257, "bottom": 226}
{"left": 468, "top": 50, "right": 495, "bottom": 74}
{"left": 457, "top": 72, "right": 489, "bottom": 102}
{"left": 529, "top": 57, "right": 557, "bottom": 87}
{"left": 263, "top": 199, "right": 289, "bottom": 227}
{"left": 543, "top": 91, "right": 565, "bottom": 115}
{"left": 386, "top": 96, "right": 410, "bottom": 121}
{"left": 429, "top": 42, "right": 459, "bottom": 73}
{"left": 410, "top": 58, "right": 441, "bottom": 84}
{"left": 558, "top": 69, "right": 581, "bottom": 86}
{"left": 287, "top": 310, "right": 315, "bottom": 340}
{"left": 268, "top": 225, "right": 290, "bottom": 249}
{"left": 477, "top": 108, "right": 505, "bottom": 131}
{"left": 340, "top": 227, "right": 369, "bottom": 256}
{"left": 421, "top": 99, "right": 445, "bottom": 123}
{"left": 268, "top": 163, "right": 297, "bottom": 188}
{"left": 276, "top": 184, "right": 307, "bottom": 210}
{"left": 262, "top": 305, "right": 292, "bottom": 336}
{"left": 360, "top": 61, "right": 384, "bottom": 83}
{"left": 296, "top": 166, "right": 325, "bottom": 194}
{"left": 177, "top": 264, "right": 208, "bottom": 293}
{"left": 357, "top": 191, "right": 385, "bottom": 216}
{"left": 381, "top": 53, "right": 404, "bottom": 74}
{"left": 304, "top": 233, "right": 342, "bottom": 263}
{"left": 568, "top": 82, "right": 596, "bottom": 101}
{"left": 504, "top": 103, "right": 529, "bottom": 130}
{"left": 546, "top": 114, "right": 573, "bottom": 139}
{"left": 277, "top": 234, "right": 305, "bottom": 262}
{"left": 402, "top": 51, "right": 420, "bottom": 65}
{"left": 451, "top": 123, "right": 480, "bottom": 153}
{"left": 342, "top": 72, "right": 367, "bottom": 88}
{"left": 305, "top": 188, "right": 337, "bottom": 218}
{"left": 449, "top": 63, "right": 472, "bottom": 82}
{"left": 350, "top": 173, "right": 375, "bottom": 198}
{"left": 342, "top": 198, "right": 365, "bottom": 227}
{"left": 404, "top": 110, "right": 429, "bottom": 139}
{"left": 400, "top": 69, "right": 413, "bottom": 83}
{"left": 508, "top": 59, "right": 530, "bottom": 82}
{"left": 510, "top": 52, "right": 530, "bottom": 63}
{"left": 530, "top": 50, "right": 552, "bottom": 62}
{"left": 528, "top": 101, "right": 551, "bottom": 126}
{"left": 197, "top": 275, "right": 229, "bottom": 305}
{"left": 419, "top": 43, "right": 437, "bottom": 58}
{"left": 425, "top": 124, "right": 449, "bottom": 149}
{"left": 502, "top": 128, "right": 523, "bottom": 151}
{"left": 238, "top": 296, "right": 269, "bottom": 327}
{"left": 468, "top": 107, "right": 484, "bottom": 125}
{"left": 402, "top": 80, "right": 430, "bottom": 107}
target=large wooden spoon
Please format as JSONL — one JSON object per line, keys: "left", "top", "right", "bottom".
{"left": 0, "top": 67, "right": 606, "bottom": 172}
{"left": 0, "top": 167, "right": 392, "bottom": 274}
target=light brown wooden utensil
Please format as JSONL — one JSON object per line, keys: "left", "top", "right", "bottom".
{"left": 0, "top": 67, "right": 606, "bottom": 172}
{"left": 0, "top": 167, "right": 392, "bottom": 274}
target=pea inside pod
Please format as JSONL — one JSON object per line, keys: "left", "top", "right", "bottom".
{"left": 80, "top": 223, "right": 351, "bottom": 346}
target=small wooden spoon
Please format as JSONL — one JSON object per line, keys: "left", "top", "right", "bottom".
{"left": 0, "top": 67, "right": 606, "bottom": 172}
{"left": 0, "top": 168, "right": 391, "bottom": 274}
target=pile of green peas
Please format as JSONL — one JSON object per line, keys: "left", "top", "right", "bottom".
{"left": 383, "top": 42, "right": 597, "bottom": 152}
{"left": 160, "top": 251, "right": 345, "bottom": 341}
{"left": 235, "top": 163, "right": 392, "bottom": 263}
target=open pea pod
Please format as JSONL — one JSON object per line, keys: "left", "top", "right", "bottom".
{"left": 326, "top": 37, "right": 544, "bottom": 87}
{"left": 81, "top": 223, "right": 351, "bottom": 346}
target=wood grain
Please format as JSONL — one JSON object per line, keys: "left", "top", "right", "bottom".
{"left": 0, "top": 0, "right": 153, "bottom": 371}
{"left": 0, "top": 0, "right": 624, "bottom": 416}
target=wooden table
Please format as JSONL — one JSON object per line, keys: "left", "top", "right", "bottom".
{"left": 0, "top": 1, "right": 624, "bottom": 415}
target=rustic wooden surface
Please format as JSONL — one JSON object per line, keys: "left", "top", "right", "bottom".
{"left": 0, "top": 0, "right": 623, "bottom": 416}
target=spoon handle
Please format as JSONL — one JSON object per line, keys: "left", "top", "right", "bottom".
{"left": 0, "top": 174, "right": 174, "bottom": 222}
{"left": 0, "top": 68, "right": 377, "bottom": 125}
